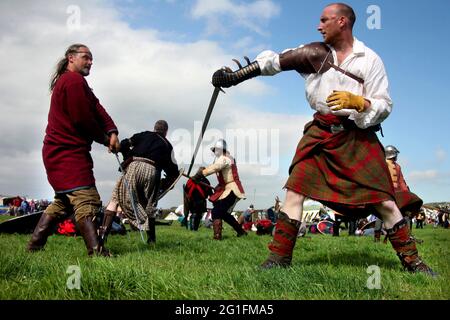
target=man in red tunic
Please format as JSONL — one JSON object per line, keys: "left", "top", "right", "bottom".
{"left": 211, "top": 3, "right": 435, "bottom": 275}
{"left": 27, "top": 44, "right": 120, "bottom": 256}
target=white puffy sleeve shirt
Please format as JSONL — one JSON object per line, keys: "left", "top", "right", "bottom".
{"left": 255, "top": 37, "right": 393, "bottom": 129}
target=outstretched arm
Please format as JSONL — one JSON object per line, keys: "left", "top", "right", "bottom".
{"left": 211, "top": 42, "right": 334, "bottom": 87}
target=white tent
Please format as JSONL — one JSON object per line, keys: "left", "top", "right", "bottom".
{"left": 164, "top": 212, "right": 181, "bottom": 221}
{"left": 174, "top": 204, "right": 184, "bottom": 216}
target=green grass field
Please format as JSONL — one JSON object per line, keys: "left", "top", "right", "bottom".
{"left": 0, "top": 218, "right": 448, "bottom": 300}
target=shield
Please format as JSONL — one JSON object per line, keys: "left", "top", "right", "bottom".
{"left": 317, "top": 220, "right": 334, "bottom": 235}
{"left": 360, "top": 220, "right": 376, "bottom": 231}
{"left": 0, "top": 211, "right": 44, "bottom": 234}
{"left": 156, "top": 168, "right": 184, "bottom": 201}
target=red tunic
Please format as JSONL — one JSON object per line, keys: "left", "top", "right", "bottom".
{"left": 43, "top": 71, "right": 118, "bottom": 193}
{"left": 386, "top": 160, "right": 423, "bottom": 215}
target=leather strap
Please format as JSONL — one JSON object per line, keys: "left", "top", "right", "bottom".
{"left": 327, "top": 61, "right": 365, "bottom": 84}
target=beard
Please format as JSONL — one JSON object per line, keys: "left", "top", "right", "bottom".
{"left": 79, "top": 67, "right": 90, "bottom": 76}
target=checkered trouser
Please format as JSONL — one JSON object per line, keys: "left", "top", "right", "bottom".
{"left": 111, "top": 158, "right": 157, "bottom": 231}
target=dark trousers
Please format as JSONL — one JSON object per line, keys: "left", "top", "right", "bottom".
{"left": 348, "top": 220, "right": 357, "bottom": 236}
{"left": 212, "top": 192, "right": 242, "bottom": 233}
{"left": 333, "top": 219, "right": 342, "bottom": 237}
{"left": 416, "top": 220, "right": 424, "bottom": 229}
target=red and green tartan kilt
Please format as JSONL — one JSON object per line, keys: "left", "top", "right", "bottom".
{"left": 395, "top": 190, "right": 423, "bottom": 216}
{"left": 285, "top": 119, "right": 395, "bottom": 218}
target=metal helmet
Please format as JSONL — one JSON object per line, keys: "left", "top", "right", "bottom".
{"left": 210, "top": 139, "right": 227, "bottom": 153}
{"left": 385, "top": 145, "right": 400, "bottom": 159}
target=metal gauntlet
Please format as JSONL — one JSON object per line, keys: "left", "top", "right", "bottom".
{"left": 212, "top": 59, "right": 261, "bottom": 88}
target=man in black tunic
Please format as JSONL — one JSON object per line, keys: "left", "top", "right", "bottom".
{"left": 100, "top": 120, "right": 179, "bottom": 252}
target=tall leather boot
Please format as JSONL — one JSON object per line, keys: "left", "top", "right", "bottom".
{"left": 374, "top": 230, "right": 381, "bottom": 242}
{"left": 213, "top": 219, "right": 223, "bottom": 240}
{"left": 98, "top": 209, "right": 115, "bottom": 254}
{"left": 78, "top": 216, "right": 109, "bottom": 257}
{"left": 27, "top": 212, "right": 59, "bottom": 252}
{"left": 147, "top": 217, "right": 156, "bottom": 244}
{"left": 223, "top": 214, "right": 247, "bottom": 237}
{"left": 261, "top": 211, "right": 301, "bottom": 269}
{"left": 387, "top": 218, "right": 436, "bottom": 276}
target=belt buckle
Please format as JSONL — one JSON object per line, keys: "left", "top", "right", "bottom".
{"left": 330, "top": 124, "right": 345, "bottom": 134}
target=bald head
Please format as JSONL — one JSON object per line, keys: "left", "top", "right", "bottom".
{"left": 154, "top": 120, "right": 168, "bottom": 136}
{"left": 326, "top": 3, "right": 356, "bottom": 29}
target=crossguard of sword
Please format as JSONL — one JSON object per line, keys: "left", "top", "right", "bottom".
{"left": 211, "top": 56, "right": 252, "bottom": 91}
{"left": 231, "top": 56, "right": 252, "bottom": 69}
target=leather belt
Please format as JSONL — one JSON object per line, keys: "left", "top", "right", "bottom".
{"left": 313, "top": 119, "right": 357, "bottom": 133}
{"left": 313, "top": 119, "right": 381, "bottom": 134}
{"left": 121, "top": 157, "right": 155, "bottom": 171}
{"left": 131, "top": 157, "right": 155, "bottom": 166}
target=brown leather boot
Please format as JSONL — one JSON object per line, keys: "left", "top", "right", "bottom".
{"left": 213, "top": 219, "right": 223, "bottom": 240}
{"left": 387, "top": 219, "right": 437, "bottom": 277}
{"left": 261, "top": 211, "right": 300, "bottom": 269}
{"left": 78, "top": 216, "right": 110, "bottom": 257}
{"left": 147, "top": 217, "right": 156, "bottom": 244}
{"left": 374, "top": 230, "right": 381, "bottom": 242}
{"left": 27, "top": 212, "right": 59, "bottom": 252}
{"left": 98, "top": 209, "right": 115, "bottom": 254}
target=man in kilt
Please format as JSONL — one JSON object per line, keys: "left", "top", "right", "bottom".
{"left": 211, "top": 3, "right": 435, "bottom": 275}
{"left": 100, "top": 120, "right": 179, "bottom": 251}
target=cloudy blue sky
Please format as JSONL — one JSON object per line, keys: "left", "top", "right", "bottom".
{"left": 0, "top": 0, "right": 449, "bottom": 210}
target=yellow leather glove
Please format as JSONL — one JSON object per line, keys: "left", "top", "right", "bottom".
{"left": 326, "top": 90, "right": 366, "bottom": 113}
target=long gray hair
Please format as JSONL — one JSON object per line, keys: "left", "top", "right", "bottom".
{"left": 49, "top": 43, "right": 87, "bottom": 92}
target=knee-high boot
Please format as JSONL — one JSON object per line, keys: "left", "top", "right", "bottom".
{"left": 78, "top": 216, "right": 109, "bottom": 257}
{"left": 374, "top": 230, "right": 381, "bottom": 242}
{"left": 98, "top": 209, "right": 116, "bottom": 254}
{"left": 27, "top": 213, "right": 59, "bottom": 252}
{"left": 387, "top": 218, "right": 436, "bottom": 276}
{"left": 213, "top": 219, "right": 223, "bottom": 240}
{"left": 261, "top": 211, "right": 301, "bottom": 268}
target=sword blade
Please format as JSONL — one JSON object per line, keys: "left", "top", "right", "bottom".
{"left": 187, "top": 86, "right": 221, "bottom": 176}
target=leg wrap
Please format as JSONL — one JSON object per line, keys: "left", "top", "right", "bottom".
{"left": 261, "top": 211, "right": 301, "bottom": 268}
{"left": 387, "top": 218, "right": 436, "bottom": 276}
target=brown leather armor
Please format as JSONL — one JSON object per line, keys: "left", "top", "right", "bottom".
{"left": 280, "top": 42, "right": 333, "bottom": 74}
{"left": 280, "top": 42, "right": 364, "bottom": 84}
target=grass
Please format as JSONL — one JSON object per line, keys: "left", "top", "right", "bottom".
{"left": 0, "top": 219, "right": 448, "bottom": 300}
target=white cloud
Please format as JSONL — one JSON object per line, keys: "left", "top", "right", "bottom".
{"left": 0, "top": 0, "right": 304, "bottom": 210}
{"left": 408, "top": 170, "right": 438, "bottom": 181}
{"left": 436, "top": 147, "right": 447, "bottom": 163}
{"left": 191, "top": 0, "right": 281, "bottom": 35}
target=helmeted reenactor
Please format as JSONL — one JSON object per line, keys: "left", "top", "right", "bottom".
{"left": 192, "top": 139, "right": 247, "bottom": 240}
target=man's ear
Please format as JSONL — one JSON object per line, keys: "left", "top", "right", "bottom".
{"left": 67, "top": 53, "right": 75, "bottom": 64}
{"left": 338, "top": 16, "right": 347, "bottom": 28}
